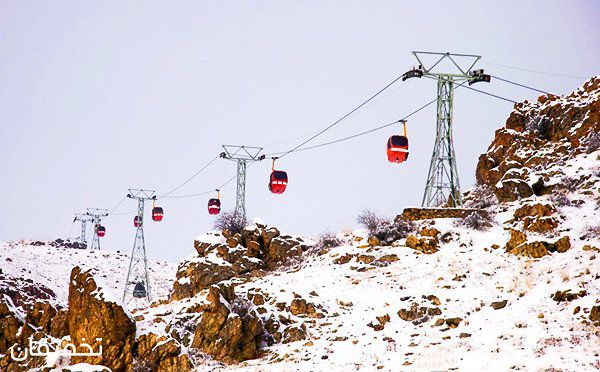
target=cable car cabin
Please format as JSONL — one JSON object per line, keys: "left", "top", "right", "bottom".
{"left": 152, "top": 207, "right": 164, "bottom": 222}
{"left": 207, "top": 198, "right": 221, "bottom": 215}
{"left": 96, "top": 225, "right": 106, "bottom": 237}
{"left": 133, "top": 216, "right": 143, "bottom": 228}
{"left": 133, "top": 282, "right": 147, "bottom": 298}
{"left": 387, "top": 135, "right": 409, "bottom": 163}
{"left": 269, "top": 170, "right": 288, "bottom": 194}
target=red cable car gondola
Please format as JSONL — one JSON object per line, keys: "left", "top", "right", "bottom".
{"left": 387, "top": 121, "right": 409, "bottom": 163}
{"left": 208, "top": 189, "right": 221, "bottom": 215}
{"left": 269, "top": 158, "right": 288, "bottom": 194}
{"left": 96, "top": 225, "right": 106, "bottom": 237}
{"left": 152, "top": 205, "right": 164, "bottom": 222}
{"left": 134, "top": 215, "right": 143, "bottom": 228}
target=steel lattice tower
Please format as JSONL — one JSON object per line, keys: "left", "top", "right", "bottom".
{"left": 73, "top": 213, "right": 93, "bottom": 248}
{"left": 220, "top": 145, "right": 264, "bottom": 221}
{"left": 404, "top": 51, "right": 490, "bottom": 207}
{"left": 122, "top": 189, "right": 156, "bottom": 307}
{"left": 85, "top": 208, "right": 108, "bottom": 250}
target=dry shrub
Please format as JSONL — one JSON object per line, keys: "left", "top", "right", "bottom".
{"left": 374, "top": 218, "right": 415, "bottom": 245}
{"left": 550, "top": 193, "right": 571, "bottom": 207}
{"left": 357, "top": 209, "right": 385, "bottom": 235}
{"left": 213, "top": 210, "right": 246, "bottom": 235}
{"left": 585, "top": 131, "right": 600, "bottom": 154}
{"left": 455, "top": 212, "right": 493, "bottom": 231}
{"left": 526, "top": 115, "right": 550, "bottom": 140}
{"left": 317, "top": 231, "right": 342, "bottom": 249}
{"left": 464, "top": 184, "right": 498, "bottom": 210}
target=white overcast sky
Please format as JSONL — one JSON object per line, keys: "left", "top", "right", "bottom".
{"left": 1, "top": 1, "right": 598, "bottom": 261}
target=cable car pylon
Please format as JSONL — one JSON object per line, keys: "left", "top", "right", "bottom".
{"left": 85, "top": 208, "right": 109, "bottom": 250}
{"left": 73, "top": 213, "right": 94, "bottom": 248}
{"left": 123, "top": 188, "right": 157, "bottom": 307}
{"left": 403, "top": 51, "right": 491, "bottom": 207}
{"left": 220, "top": 145, "right": 265, "bottom": 221}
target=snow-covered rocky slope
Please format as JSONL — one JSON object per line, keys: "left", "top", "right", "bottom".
{"left": 134, "top": 151, "right": 599, "bottom": 371}
{"left": 0, "top": 240, "right": 176, "bottom": 314}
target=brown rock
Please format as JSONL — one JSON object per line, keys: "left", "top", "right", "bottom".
{"left": 508, "top": 241, "right": 550, "bottom": 258}
{"left": 246, "top": 241, "right": 261, "bottom": 258}
{"left": 420, "top": 228, "right": 440, "bottom": 238}
{"left": 261, "top": 227, "right": 280, "bottom": 249}
{"left": 397, "top": 303, "right": 429, "bottom": 322}
{"left": 50, "top": 308, "right": 70, "bottom": 338}
{"left": 25, "top": 301, "right": 57, "bottom": 334}
{"left": 495, "top": 179, "right": 534, "bottom": 202}
{"left": 425, "top": 295, "right": 441, "bottom": 306}
{"left": 554, "top": 236, "right": 571, "bottom": 253}
{"left": 505, "top": 229, "right": 527, "bottom": 252}
{"left": 551, "top": 289, "right": 586, "bottom": 302}
{"left": 405, "top": 235, "right": 438, "bottom": 254}
{"left": 191, "top": 284, "right": 262, "bottom": 363}
{"left": 241, "top": 226, "right": 261, "bottom": 247}
{"left": 283, "top": 324, "right": 307, "bottom": 343}
{"left": 490, "top": 300, "right": 508, "bottom": 310}
{"left": 135, "top": 333, "right": 193, "bottom": 372}
{"left": 226, "top": 236, "right": 240, "bottom": 248}
{"left": 68, "top": 266, "right": 136, "bottom": 371}
{"left": 590, "top": 305, "right": 600, "bottom": 324}
{"left": 368, "top": 236, "right": 381, "bottom": 247}
{"left": 265, "top": 237, "right": 303, "bottom": 269}
{"left": 290, "top": 297, "right": 322, "bottom": 318}
{"left": 445, "top": 318, "right": 462, "bottom": 328}
{"left": 378, "top": 254, "right": 399, "bottom": 263}
{"left": 368, "top": 314, "right": 391, "bottom": 331}
{"left": 357, "top": 254, "right": 375, "bottom": 264}
{"left": 513, "top": 203, "right": 556, "bottom": 220}
{"left": 334, "top": 254, "right": 353, "bottom": 265}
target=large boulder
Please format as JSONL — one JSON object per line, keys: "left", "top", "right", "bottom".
{"left": 191, "top": 284, "right": 263, "bottom": 364}
{"left": 68, "top": 266, "right": 136, "bottom": 371}
{"left": 134, "top": 333, "right": 193, "bottom": 372}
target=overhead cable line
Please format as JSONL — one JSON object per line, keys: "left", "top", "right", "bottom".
{"left": 491, "top": 75, "right": 551, "bottom": 95}
{"left": 161, "top": 161, "right": 258, "bottom": 199}
{"left": 277, "top": 73, "right": 405, "bottom": 159}
{"left": 158, "top": 154, "right": 220, "bottom": 199}
{"left": 481, "top": 60, "right": 587, "bottom": 79}
{"left": 107, "top": 196, "right": 127, "bottom": 215}
{"left": 266, "top": 81, "right": 470, "bottom": 156}
{"left": 461, "top": 85, "right": 517, "bottom": 104}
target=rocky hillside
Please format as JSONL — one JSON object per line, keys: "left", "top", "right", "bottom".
{"left": 0, "top": 77, "right": 599, "bottom": 371}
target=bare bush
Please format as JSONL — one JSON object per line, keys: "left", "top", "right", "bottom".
{"left": 213, "top": 210, "right": 247, "bottom": 235}
{"left": 550, "top": 193, "right": 571, "bottom": 207}
{"left": 559, "top": 176, "right": 580, "bottom": 193}
{"left": 357, "top": 209, "right": 385, "bottom": 235}
{"left": 230, "top": 296, "right": 253, "bottom": 315}
{"left": 374, "top": 218, "right": 415, "bottom": 245}
{"left": 456, "top": 212, "right": 493, "bottom": 231}
{"left": 526, "top": 115, "right": 550, "bottom": 140}
{"left": 317, "top": 231, "right": 342, "bottom": 249}
{"left": 464, "top": 184, "right": 498, "bottom": 210}
{"left": 585, "top": 131, "right": 600, "bottom": 154}
{"left": 582, "top": 224, "right": 600, "bottom": 240}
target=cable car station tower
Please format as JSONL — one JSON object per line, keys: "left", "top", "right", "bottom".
{"left": 403, "top": 51, "right": 490, "bottom": 207}
{"left": 123, "top": 189, "right": 156, "bottom": 306}
{"left": 85, "top": 208, "right": 108, "bottom": 250}
{"left": 220, "top": 145, "right": 265, "bottom": 221}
